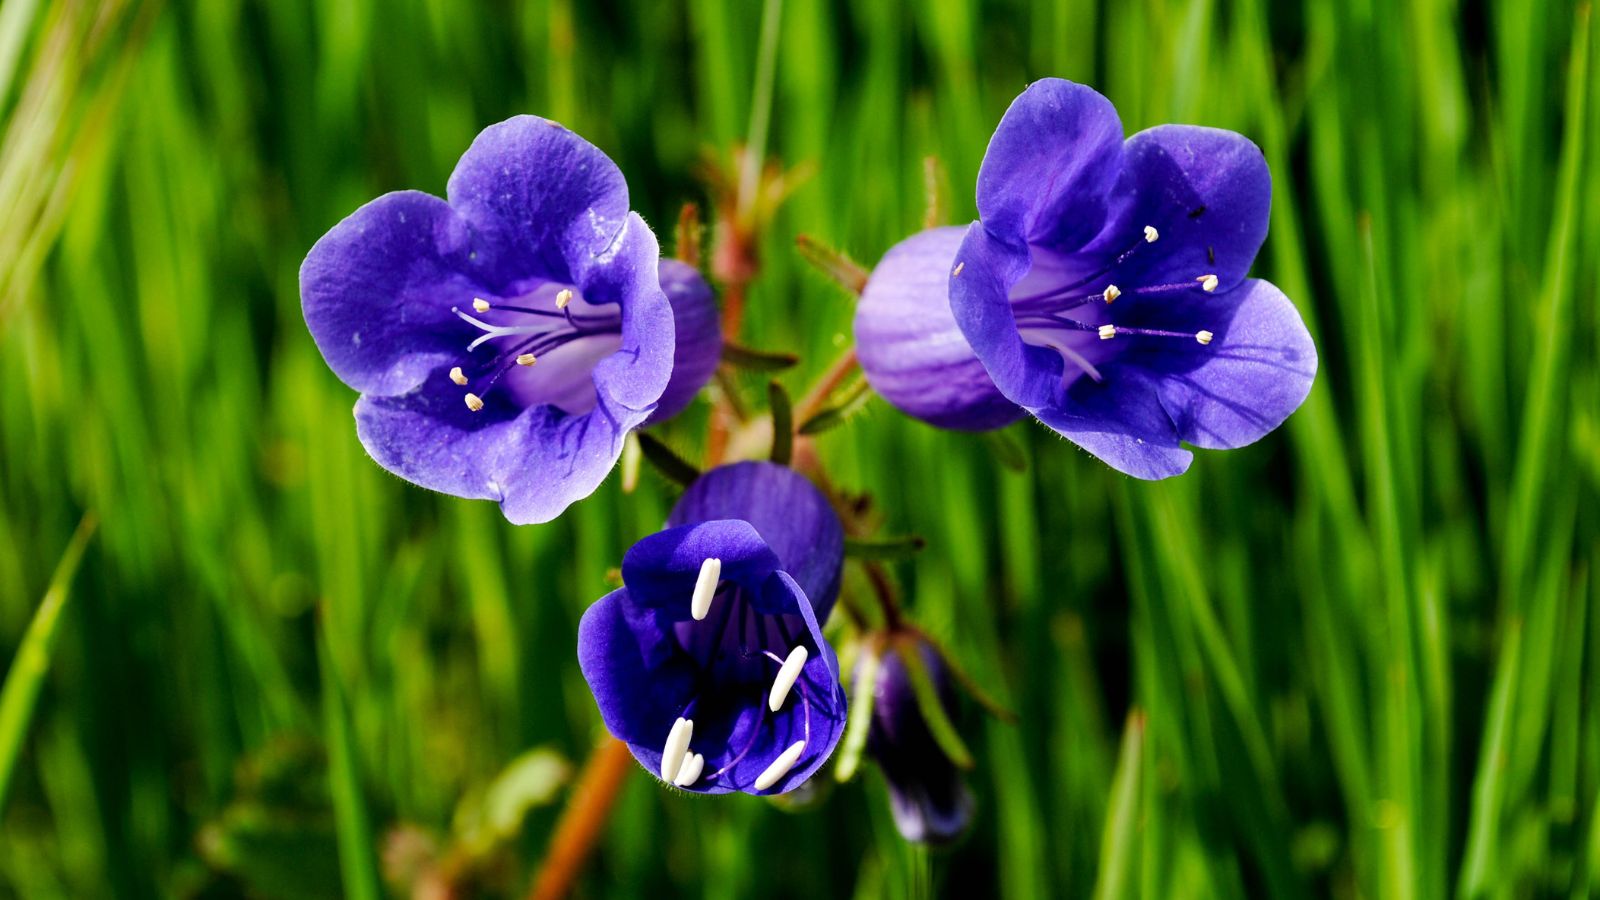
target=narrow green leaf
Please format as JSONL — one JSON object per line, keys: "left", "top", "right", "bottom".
{"left": 981, "top": 429, "right": 1028, "bottom": 473}
{"left": 898, "top": 642, "right": 973, "bottom": 771}
{"left": 769, "top": 380, "right": 793, "bottom": 465}
{"left": 316, "top": 612, "right": 382, "bottom": 900}
{"left": 795, "top": 233, "right": 869, "bottom": 295}
{"left": 835, "top": 644, "right": 880, "bottom": 783}
{"left": 844, "top": 535, "right": 926, "bottom": 561}
{"left": 797, "top": 378, "right": 873, "bottom": 435}
{"left": 0, "top": 512, "right": 95, "bottom": 815}
{"left": 636, "top": 432, "right": 701, "bottom": 487}
{"left": 1092, "top": 711, "right": 1145, "bottom": 900}
{"left": 723, "top": 341, "right": 800, "bottom": 372}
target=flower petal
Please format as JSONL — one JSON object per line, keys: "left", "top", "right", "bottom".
{"left": 300, "top": 191, "right": 494, "bottom": 397}
{"left": 572, "top": 212, "right": 676, "bottom": 415}
{"left": 619, "top": 520, "right": 784, "bottom": 614}
{"left": 855, "top": 227, "right": 1024, "bottom": 431}
{"left": 353, "top": 376, "right": 645, "bottom": 524}
{"left": 646, "top": 259, "right": 722, "bottom": 424}
{"left": 1128, "top": 279, "right": 1317, "bottom": 449}
{"left": 1031, "top": 365, "right": 1194, "bottom": 479}
{"left": 667, "top": 462, "right": 845, "bottom": 619}
{"left": 949, "top": 223, "right": 1078, "bottom": 410}
{"left": 577, "top": 587, "right": 699, "bottom": 750}
{"left": 445, "top": 115, "right": 632, "bottom": 281}
{"left": 975, "top": 78, "right": 1125, "bottom": 251}
{"left": 1094, "top": 124, "right": 1271, "bottom": 295}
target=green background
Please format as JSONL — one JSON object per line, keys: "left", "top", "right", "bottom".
{"left": 2, "top": 0, "right": 1597, "bottom": 897}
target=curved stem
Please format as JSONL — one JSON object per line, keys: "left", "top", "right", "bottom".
{"left": 526, "top": 738, "right": 635, "bottom": 900}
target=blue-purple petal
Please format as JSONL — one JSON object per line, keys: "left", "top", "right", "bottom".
{"left": 647, "top": 259, "right": 722, "bottom": 424}
{"left": 667, "top": 462, "right": 844, "bottom": 618}
{"left": 855, "top": 227, "right": 1023, "bottom": 431}
{"left": 445, "top": 116, "right": 632, "bottom": 281}
{"left": 300, "top": 191, "right": 494, "bottom": 397}
{"left": 1133, "top": 278, "right": 1316, "bottom": 449}
{"left": 1090, "top": 125, "right": 1272, "bottom": 295}
{"left": 949, "top": 223, "right": 1072, "bottom": 410}
{"left": 975, "top": 78, "right": 1125, "bottom": 251}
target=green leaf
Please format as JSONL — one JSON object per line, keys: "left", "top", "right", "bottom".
{"left": 794, "top": 234, "right": 868, "bottom": 295}
{"left": 636, "top": 432, "right": 701, "bottom": 487}
{"left": 769, "top": 380, "right": 793, "bottom": 465}
{"left": 898, "top": 641, "right": 973, "bottom": 771}
{"left": 0, "top": 512, "right": 95, "bottom": 816}
{"left": 844, "top": 535, "right": 926, "bottom": 561}
{"left": 797, "top": 378, "right": 873, "bottom": 435}
{"left": 835, "top": 643, "right": 881, "bottom": 783}
{"left": 723, "top": 341, "right": 800, "bottom": 372}
{"left": 981, "top": 429, "right": 1028, "bottom": 473}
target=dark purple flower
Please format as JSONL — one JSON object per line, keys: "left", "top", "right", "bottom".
{"left": 945, "top": 78, "right": 1316, "bottom": 478}
{"left": 300, "top": 116, "right": 720, "bottom": 524}
{"left": 577, "top": 462, "right": 847, "bottom": 795}
{"left": 854, "top": 227, "right": 1025, "bottom": 431}
{"left": 862, "top": 637, "right": 973, "bottom": 844}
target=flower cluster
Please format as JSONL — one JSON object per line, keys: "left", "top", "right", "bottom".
{"left": 299, "top": 78, "right": 1315, "bottom": 844}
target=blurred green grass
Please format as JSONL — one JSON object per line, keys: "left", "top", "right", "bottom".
{"left": 1, "top": 0, "right": 1597, "bottom": 897}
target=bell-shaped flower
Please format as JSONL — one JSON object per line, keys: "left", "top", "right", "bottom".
{"left": 861, "top": 637, "right": 974, "bottom": 844}
{"left": 578, "top": 462, "right": 847, "bottom": 795}
{"left": 300, "top": 116, "right": 720, "bottom": 524}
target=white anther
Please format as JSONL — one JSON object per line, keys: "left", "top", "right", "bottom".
{"left": 690, "top": 558, "right": 721, "bottom": 621}
{"left": 1198, "top": 274, "right": 1219, "bottom": 292}
{"left": 516, "top": 353, "right": 537, "bottom": 366}
{"left": 555, "top": 288, "right": 573, "bottom": 309}
{"left": 464, "top": 393, "right": 485, "bottom": 412}
{"left": 673, "top": 752, "right": 705, "bottom": 787}
{"left": 1102, "top": 284, "right": 1121, "bottom": 304}
{"left": 1144, "top": 225, "right": 1159, "bottom": 243}
{"left": 754, "top": 740, "right": 806, "bottom": 791}
{"left": 472, "top": 297, "right": 491, "bottom": 312}
{"left": 660, "top": 717, "right": 694, "bottom": 781}
{"left": 767, "top": 646, "right": 810, "bottom": 711}
{"left": 449, "top": 366, "right": 468, "bottom": 386}
{"left": 1196, "top": 330, "right": 1214, "bottom": 346}
{"left": 1098, "top": 324, "right": 1117, "bottom": 340}
{"left": 952, "top": 262, "right": 965, "bottom": 277}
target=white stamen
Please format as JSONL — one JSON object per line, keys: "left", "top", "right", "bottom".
{"left": 690, "top": 558, "right": 721, "bottom": 621}
{"left": 753, "top": 740, "right": 806, "bottom": 791}
{"left": 464, "top": 393, "right": 484, "bottom": 412}
{"left": 555, "top": 288, "right": 573, "bottom": 309}
{"left": 516, "top": 353, "right": 537, "bottom": 366}
{"left": 1102, "top": 284, "right": 1121, "bottom": 304}
{"left": 1098, "top": 324, "right": 1117, "bottom": 340}
{"left": 660, "top": 717, "right": 694, "bottom": 781}
{"left": 673, "top": 752, "right": 704, "bottom": 787}
{"left": 1196, "top": 330, "right": 1214, "bottom": 346}
{"left": 1198, "top": 274, "right": 1219, "bottom": 292}
{"left": 1144, "top": 225, "right": 1159, "bottom": 243}
{"left": 952, "top": 262, "right": 964, "bottom": 277}
{"left": 449, "top": 366, "right": 468, "bottom": 386}
{"left": 472, "top": 297, "right": 491, "bottom": 312}
{"left": 767, "top": 646, "right": 810, "bottom": 712}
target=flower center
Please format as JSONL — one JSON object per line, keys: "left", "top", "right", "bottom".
{"left": 444, "top": 282, "right": 623, "bottom": 415}
{"left": 657, "top": 557, "right": 815, "bottom": 790}
{"left": 1005, "top": 223, "right": 1216, "bottom": 384}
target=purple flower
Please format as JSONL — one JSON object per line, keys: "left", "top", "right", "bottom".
{"left": 862, "top": 637, "right": 973, "bottom": 844}
{"left": 859, "top": 79, "right": 1315, "bottom": 476}
{"left": 855, "top": 227, "right": 1025, "bottom": 431}
{"left": 577, "top": 462, "right": 847, "bottom": 795}
{"left": 300, "top": 116, "right": 721, "bottom": 524}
